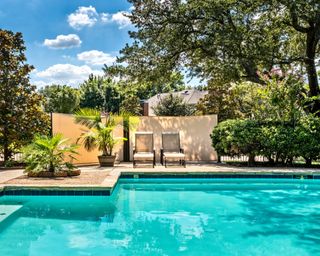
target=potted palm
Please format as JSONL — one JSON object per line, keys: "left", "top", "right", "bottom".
{"left": 22, "top": 134, "right": 80, "bottom": 177}
{"left": 74, "top": 108, "right": 127, "bottom": 167}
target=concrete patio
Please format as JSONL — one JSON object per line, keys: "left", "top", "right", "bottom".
{"left": 1, "top": 163, "right": 320, "bottom": 195}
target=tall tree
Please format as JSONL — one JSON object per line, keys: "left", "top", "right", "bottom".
{"left": 0, "top": 30, "right": 50, "bottom": 161}
{"left": 40, "top": 85, "right": 80, "bottom": 113}
{"left": 119, "top": 90, "right": 142, "bottom": 115}
{"left": 79, "top": 75, "right": 121, "bottom": 113}
{"left": 120, "top": 0, "right": 320, "bottom": 113}
{"left": 104, "top": 65, "right": 186, "bottom": 99}
{"left": 198, "top": 74, "right": 306, "bottom": 122}
{"left": 79, "top": 75, "right": 106, "bottom": 111}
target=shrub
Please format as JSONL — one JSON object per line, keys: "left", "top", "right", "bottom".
{"left": 22, "top": 134, "right": 78, "bottom": 174}
{"left": 295, "top": 116, "right": 320, "bottom": 166}
{"left": 260, "top": 124, "right": 298, "bottom": 164}
{"left": 152, "top": 94, "right": 195, "bottom": 116}
{"left": 212, "top": 117, "right": 320, "bottom": 166}
{"left": 211, "top": 119, "right": 262, "bottom": 164}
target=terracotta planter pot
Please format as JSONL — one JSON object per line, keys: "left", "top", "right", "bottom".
{"left": 98, "top": 155, "right": 116, "bottom": 167}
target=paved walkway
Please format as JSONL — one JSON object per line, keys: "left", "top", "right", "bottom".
{"left": 0, "top": 169, "right": 24, "bottom": 184}
{"left": 1, "top": 163, "right": 320, "bottom": 192}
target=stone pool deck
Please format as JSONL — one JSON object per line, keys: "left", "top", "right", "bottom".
{"left": 1, "top": 163, "right": 320, "bottom": 195}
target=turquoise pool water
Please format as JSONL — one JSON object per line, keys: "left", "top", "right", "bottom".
{"left": 1, "top": 179, "right": 320, "bottom": 256}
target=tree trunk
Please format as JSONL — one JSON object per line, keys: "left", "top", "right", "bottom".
{"left": 286, "top": 157, "right": 293, "bottom": 166}
{"left": 248, "top": 154, "right": 255, "bottom": 166}
{"left": 241, "top": 61, "right": 265, "bottom": 85}
{"left": 267, "top": 156, "right": 274, "bottom": 164}
{"left": 2, "top": 126, "right": 12, "bottom": 162}
{"left": 3, "top": 142, "right": 12, "bottom": 162}
{"left": 305, "top": 158, "right": 312, "bottom": 167}
{"left": 305, "top": 29, "right": 320, "bottom": 115}
{"left": 49, "top": 162, "right": 54, "bottom": 172}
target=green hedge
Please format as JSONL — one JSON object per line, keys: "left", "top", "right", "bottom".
{"left": 211, "top": 116, "right": 320, "bottom": 166}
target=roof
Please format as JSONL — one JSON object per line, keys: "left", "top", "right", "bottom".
{"left": 146, "top": 89, "right": 208, "bottom": 105}
{"left": 145, "top": 89, "right": 208, "bottom": 116}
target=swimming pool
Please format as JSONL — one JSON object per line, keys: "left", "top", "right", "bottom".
{"left": 0, "top": 178, "right": 320, "bottom": 255}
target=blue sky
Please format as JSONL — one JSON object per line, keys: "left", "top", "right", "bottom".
{"left": 0, "top": 0, "right": 134, "bottom": 87}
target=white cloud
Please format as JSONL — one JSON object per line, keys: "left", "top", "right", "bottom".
{"left": 101, "top": 13, "right": 111, "bottom": 23}
{"left": 77, "top": 50, "right": 116, "bottom": 66}
{"left": 100, "top": 11, "right": 132, "bottom": 29}
{"left": 68, "top": 6, "right": 132, "bottom": 30}
{"left": 68, "top": 6, "right": 98, "bottom": 30}
{"left": 33, "top": 64, "right": 103, "bottom": 87}
{"left": 43, "top": 34, "right": 81, "bottom": 49}
{"left": 111, "top": 11, "right": 131, "bottom": 29}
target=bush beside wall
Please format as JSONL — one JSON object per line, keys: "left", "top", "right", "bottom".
{"left": 211, "top": 116, "right": 320, "bottom": 166}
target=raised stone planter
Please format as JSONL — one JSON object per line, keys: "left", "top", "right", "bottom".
{"left": 28, "top": 171, "right": 54, "bottom": 178}
{"left": 54, "top": 171, "right": 68, "bottom": 177}
{"left": 68, "top": 169, "right": 81, "bottom": 176}
{"left": 27, "top": 169, "right": 81, "bottom": 178}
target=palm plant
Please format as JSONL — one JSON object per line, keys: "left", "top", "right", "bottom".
{"left": 74, "top": 108, "right": 129, "bottom": 165}
{"left": 23, "top": 134, "right": 78, "bottom": 174}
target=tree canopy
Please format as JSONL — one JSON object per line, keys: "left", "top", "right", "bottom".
{"left": 79, "top": 75, "right": 142, "bottom": 115}
{"left": 197, "top": 74, "right": 306, "bottom": 121}
{"left": 120, "top": 0, "right": 320, "bottom": 113}
{"left": 40, "top": 85, "right": 80, "bottom": 114}
{"left": 104, "top": 65, "right": 186, "bottom": 99}
{"left": 79, "top": 75, "right": 109, "bottom": 111}
{"left": 0, "top": 30, "right": 50, "bottom": 162}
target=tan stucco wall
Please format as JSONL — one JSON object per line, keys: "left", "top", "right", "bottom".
{"left": 52, "top": 113, "right": 218, "bottom": 164}
{"left": 130, "top": 115, "right": 218, "bottom": 162}
{"left": 52, "top": 113, "right": 123, "bottom": 165}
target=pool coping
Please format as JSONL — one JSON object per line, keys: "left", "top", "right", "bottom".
{"left": 120, "top": 171, "right": 320, "bottom": 179}
{"left": 1, "top": 170, "right": 320, "bottom": 196}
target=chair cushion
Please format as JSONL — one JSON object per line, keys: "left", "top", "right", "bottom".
{"left": 163, "top": 152, "right": 185, "bottom": 160}
{"left": 134, "top": 152, "right": 154, "bottom": 160}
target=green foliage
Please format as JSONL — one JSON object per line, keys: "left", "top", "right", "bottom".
{"left": 40, "top": 84, "right": 80, "bottom": 113}
{"left": 79, "top": 69, "right": 188, "bottom": 115}
{"left": 260, "top": 124, "right": 298, "bottom": 164}
{"left": 104, "top": 83, "right": 121, "bottom": 113}
{"left": 22, "top": 134, "right": 78, "bottom": 174}
{"left": 4, "top": 159, "right": 15, "bottom": 168}
{"left": 210, "top": 120, "right": 262, "bottom": 164}
{"left": 74, "top": 108, "right": 127, "bottom": 156}
{"left": 79, "top": 75, "right": 142, "bottom": 114}
{"left": 152, "top": 94, "right": 196, "bottom": 116}
{"left": 79, "top": 75, "right": 114, "bottom": 112}
{"left": 196, "top": 80, "right": 238, "bottom": 121}
{"left": 243, "top": 76, "right": 304, "bottom": 122}
{"left": 295, "top": 116, "right": 320, "bottom": 165}
{"left": 0, "top": 29, "right": 50, "bottom": 162}
{"left": 211, "top": 116, "right": 320, "bottom": 165}
{"left": 199, "top": 75, "right": 305, "bottom": 122}
{"left": 104, "top": 65, "right": 186, "bottom": 98}
{"left": 121, "top": 0, "right": 320, "bottom": 113}
{"left": 119, "top": 94, "right": 142, "bottom": 116}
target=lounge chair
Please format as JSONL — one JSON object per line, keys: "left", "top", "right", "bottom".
{"left": 133, "top": 132, "right": 155, "bottom": 168}
{"left": 161, "top": 132, "right": 186, "bottom": 167}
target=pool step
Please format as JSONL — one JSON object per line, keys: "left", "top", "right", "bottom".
{"left": 0, "top": 205, "right": 23, "bottom": 222}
